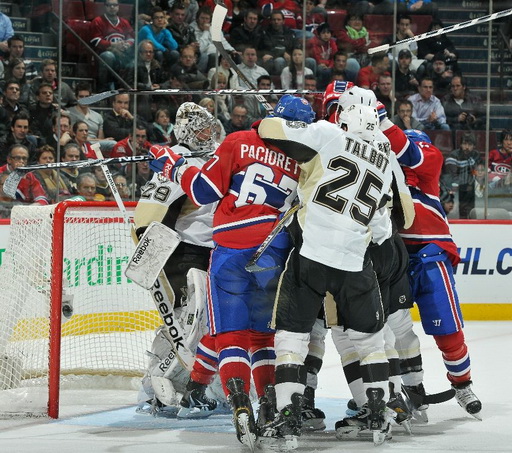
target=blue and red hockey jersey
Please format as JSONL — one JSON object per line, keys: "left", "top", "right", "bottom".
{"left": 179, "top": 125, "right": 300, "bottom": 249}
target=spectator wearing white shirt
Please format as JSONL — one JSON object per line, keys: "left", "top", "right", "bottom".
{"left": 408, "top": 77, "right": 450, "bottom": 130}
{"left": 280, "top": 47, "right": 314, "bottom": 90}
{"left": 190, "top": 6, "right": 237, "bottom": 74}
{"left": 236, "top": 45, "right": 269, "bottom": 89}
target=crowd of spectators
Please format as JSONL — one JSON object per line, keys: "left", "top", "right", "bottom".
{"left": 0, "top": 0, "right": 510, "bottom": 219}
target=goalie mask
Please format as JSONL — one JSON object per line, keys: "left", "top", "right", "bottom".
{"left": 337, "top": 104, "right": 379, "bottom": 142}
{"left": 174, "top": 102, "right": 217, "bottom": 155}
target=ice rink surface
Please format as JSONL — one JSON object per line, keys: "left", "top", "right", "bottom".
{"left": 0, "top": 321, "right": 510, "bottom": 453}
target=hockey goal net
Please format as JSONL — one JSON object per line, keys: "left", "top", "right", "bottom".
{"left": 0, "top": 201, "right": 160, "bottom": 418}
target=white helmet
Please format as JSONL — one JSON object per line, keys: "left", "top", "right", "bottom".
{"left": 337, "top": 104, "right": 379, "bottom": 142}
{"left": 174, "top": 102, "right": 217, "bottom": 155}
{"left": 338, "top": 86, "right": 377, "bottom": 110}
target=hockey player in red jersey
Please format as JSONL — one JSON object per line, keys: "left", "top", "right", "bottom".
{"left": 379, "top": 115, "right": 482, "bottom": 419}
{"left": 148, "top": 110, "right": 301, "bottom": 449}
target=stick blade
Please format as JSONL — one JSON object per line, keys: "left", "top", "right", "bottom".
{"left": 368, "top": 44, "right": 389, "bottom": 55}
{"left": 245, "top": 261, "right": 279, "bottom": 273}
{"left": 3, "top": 171, "right": 24, "bottom": 198}
{"left": 78, "top": 89, "right": 121, "bottom": 105}
{"left": 211, "top": 3, "right": 228, "bottom": 42}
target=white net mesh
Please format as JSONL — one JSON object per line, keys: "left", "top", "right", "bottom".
{"left": 0, "top": 202, "right": 160, "bottom": 417}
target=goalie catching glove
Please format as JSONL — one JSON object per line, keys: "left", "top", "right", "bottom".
{"left": 149, "top": 145, "right": 187, "bottom": 182}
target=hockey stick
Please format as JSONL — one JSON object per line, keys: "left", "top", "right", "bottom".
{"left": 245, "top": 204, "right": 300, "bottom": 273}
{"left": 402, "top": 385, "right": 456, "bottom": 406}
{"left": 369, "top": 7, "right": 512, "bottom": 54}
{"left": 3, "top": 155, "right": 153, "bottom": 199}
{"left": 212, "top": 2, "right": 276, "bottom": 115}
{"left": 78, "top": 88, "right": 315, "bottom": 106}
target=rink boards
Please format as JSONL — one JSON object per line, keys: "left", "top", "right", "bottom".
{"left": 0, "top": 219, "right": 511, "bottom": 320}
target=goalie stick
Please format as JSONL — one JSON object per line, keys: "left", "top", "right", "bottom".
{"left": 369, "top": 7, "right": 512, "bottom": 54}
{"left": 3, "top": 155, "right": 153, "bottom": 199}
{"left": 245, "top": 204, "right": 300, "bottom": 273}
{"left": 78, "top": 88, "right": 315, "bottom": 106}
{"left": 402, "top": 385, "right": 456, "bottom": 406}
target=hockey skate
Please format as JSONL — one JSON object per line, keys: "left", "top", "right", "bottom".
{"left": 257, "top": 384, "right": 277, "bottom": 427}
{"left": 452, "top": 381, "right": 482, "bottom": 420}
{"left": 227, "top": 378, "right": 258, "bottom": 451}
{"left": 402, "top": 383, "right": 429, "bottom": 423}
{"left": 301, "top": 386, "right": 326, "bottom": 432}
{"left": 335, "top": 388, "right": 392, "bottom": 446}
{"left": 258, "top": 393, "right": 303, "bottom": 451}
{"left": 177, "top": 380, "right": 218, "bottom": 419}
{"left": 387, "top": 391, "right": 413, "bottom": 434}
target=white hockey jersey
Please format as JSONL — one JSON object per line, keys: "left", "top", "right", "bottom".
{"left": 134, "top": 145, "right": 217, "bottom": 248}
{"left": 259, "top": 118, "right": 394, "bottom": 271}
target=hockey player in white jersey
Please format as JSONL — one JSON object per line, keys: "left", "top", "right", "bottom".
{"left": 258, "top": 103, "right": 395, "bottom": 449}
{"left": 135, "top": 102, "right": 226, "bottom": 418}
{"left": 325, "top": 85, "right": 427, "bottom": 426}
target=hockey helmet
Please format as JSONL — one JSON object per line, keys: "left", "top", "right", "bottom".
{"left": 404, "top": 129, "right": 432, "bottom": 144}
{"left": 337, "top": 104, "right": 379, "bottom": 142}
{"left": 274, "top": 95, "right": 315, "bottom": 124}
{"left": 337, "top": 86, "right": 378, "bottom": 111}
{"left": 174, "top": 102, "right": 217, "bottom": 154}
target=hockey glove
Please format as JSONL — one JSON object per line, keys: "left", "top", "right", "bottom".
{"left": 149, "top": 145, "right": 186, "bottom": 182}
{"left": 376, "top": 101, "right": 388, "bottom": 123}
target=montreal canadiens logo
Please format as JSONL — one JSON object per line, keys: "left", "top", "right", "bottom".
{"left": 493, "top": 163, "right": 511, "bottom": 174}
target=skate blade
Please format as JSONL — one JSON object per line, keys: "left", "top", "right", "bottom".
{"left": 401, "top": 419, "right": 413, "bottom": 435}
{"left": 335, "top": 427, "right": 361, "bottom": 440}
{"left": 301, "top": 419, "right": 326, "bottom": 432}
{"left": 177, "top": 407, "right": 216, "bottom": 419}
{"left": 237, "top": 412, "right": 257, "bottom": 452}
{"left": 373, "top": 430, "right": 388, "bottom": 446}
{"left": 373, "top": 424, "right": 392, "bottom": 446}
{"left": 412, "top": 409, "right": 428, "bottom": 423}
{"left": 258, "top": 435, "right": 298, "bottom": 451}
{"left": 136, "top": 405, "right": 179, "bottom": 418}
{"left": 469, "top": 411, "right": 482, "bottom": 421}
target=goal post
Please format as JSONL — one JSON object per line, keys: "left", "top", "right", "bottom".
{"left": 0, "top": 201, "right": 160, "bottom": 418}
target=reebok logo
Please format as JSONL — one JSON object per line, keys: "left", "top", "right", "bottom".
{"left": 151, "top": 279, "right": 185, "bottom": 351}
{"left": 132, "top": 237, "right": 152, "bottom": 264}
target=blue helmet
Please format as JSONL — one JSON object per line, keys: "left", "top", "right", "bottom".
{"left": 273, "top": 95, "right": 315, "bottom": 124}
{"left": 404, "top": 129, "right": 432, "bottom": 144}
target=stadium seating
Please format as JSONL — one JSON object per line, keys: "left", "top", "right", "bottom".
{"left": 52, "top": 0, "right": 85, "bottom": 21}
{"left": 84, "top": 2, "right": 134, "bottom": 22}
{"left": 326, "top": 9, "right": 347, "bottom": 34}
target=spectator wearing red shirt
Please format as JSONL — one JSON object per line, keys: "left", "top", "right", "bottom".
{"left": 489, "top": 129, "right": 512, "bottom": 177}
{"left": 307, "top": 22, "right": 337, "bottom": 89}
{"left": 356, "top": 53, "right": 390, "bottom": 90}
{"left": 258, "top": 0, "right": 303, "bottom": 30}
{"left": 0, "top": 144, "right": 49, "bottom": 205}
{"left": 111, "top": 123, "right": 152, "bottom": 158}
{"left": 336, "top": 13, "right": 372, "bottom": 63}
{"left": 90, "top": 0, "right": 135, "bottom": 92}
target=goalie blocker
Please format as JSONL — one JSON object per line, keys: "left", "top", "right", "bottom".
{"left": 125, "top": 222, "right": 181, "bottom": 290}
